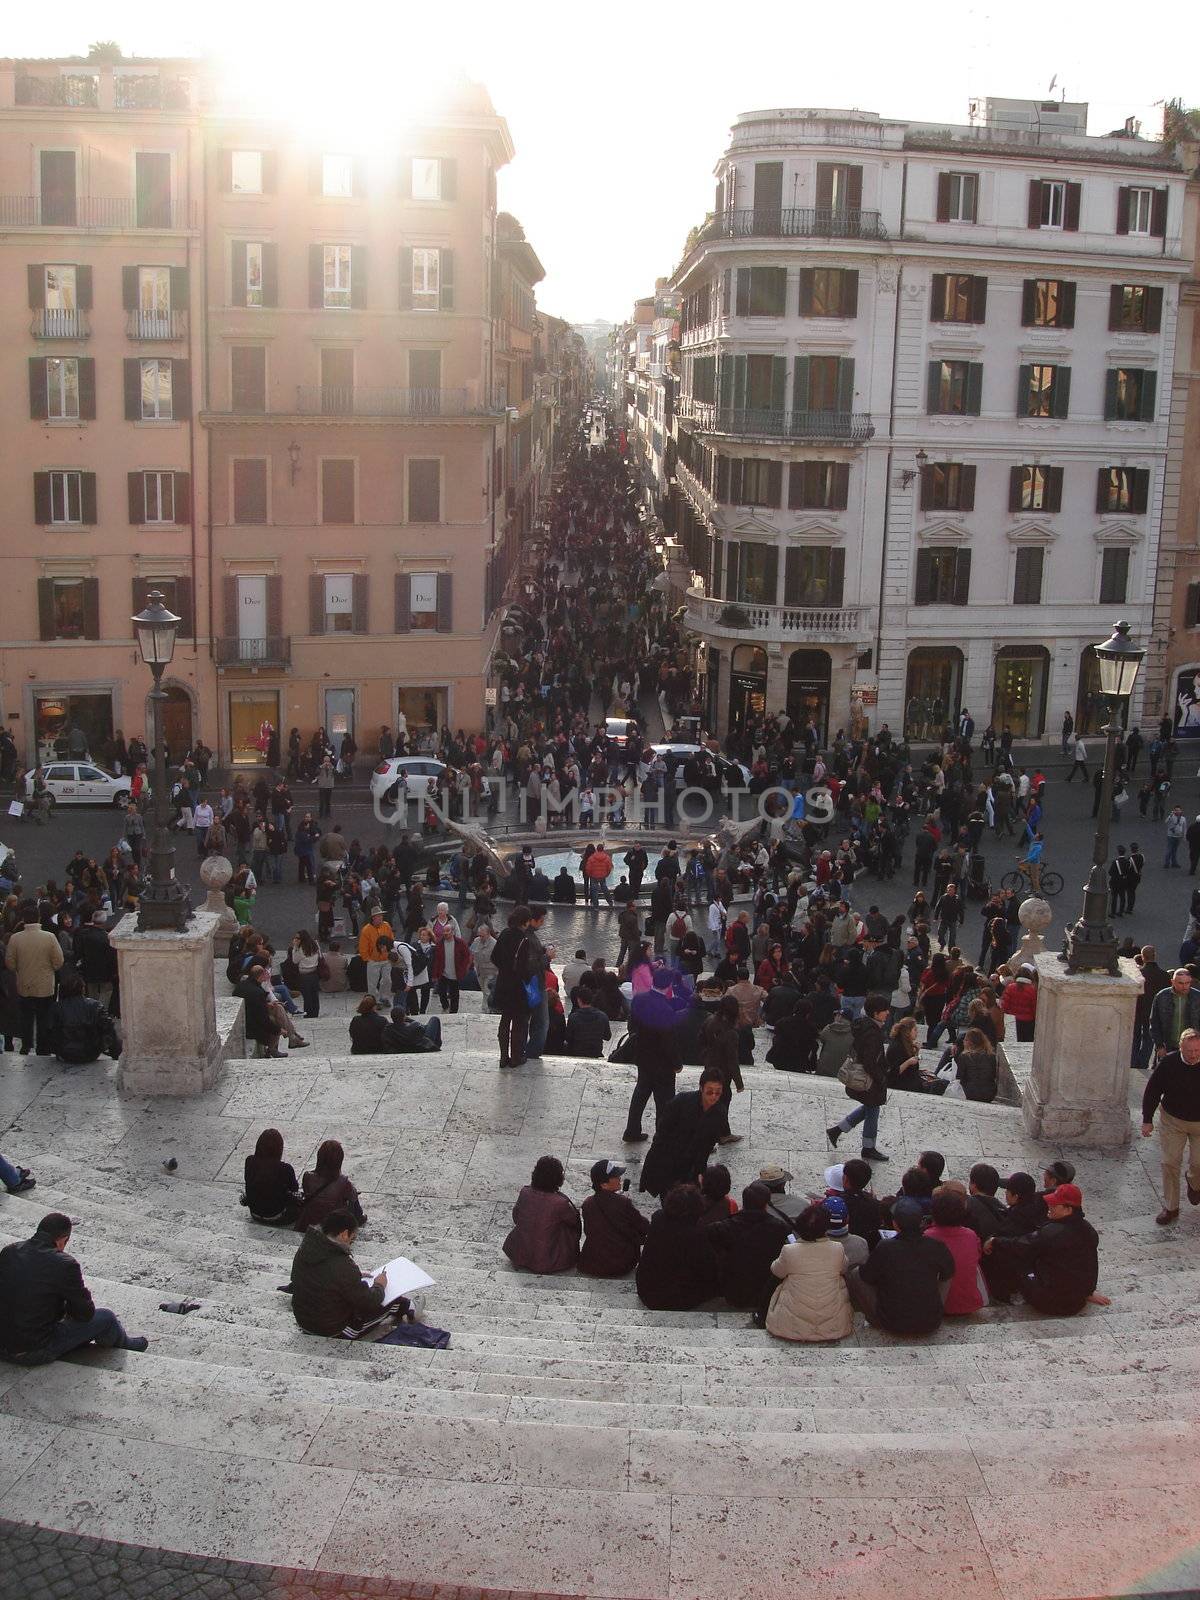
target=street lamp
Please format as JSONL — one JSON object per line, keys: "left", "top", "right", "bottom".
{"left": 131, "top": 590, "right": 192, "bottom": 932}
{"left": 1064, "top": 620, "right": 1144, "bottom": 973}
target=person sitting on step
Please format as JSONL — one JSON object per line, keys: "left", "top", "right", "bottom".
{"left": 0, "top": 1212, "right": 148, "bottom": 1364}
{"left": 241, "top": 1127, "right": 301, "bottom": 1225}
{"left": 579, "top": 1158, "right": 649, "bottom": 1278}
{"left": 502, "top": 1156, "right": 580, "bottom": 1275}
{"left": 982, "top": 1181, "right": 1109, "bottom": 1314}
{"left": 293, "top": 1140, "right": 366, "bottom": 1233}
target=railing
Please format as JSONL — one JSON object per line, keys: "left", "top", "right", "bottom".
{"left": 293, "top": 385, "right": 493, "bottom": 418}
{"left": 126, "top": 309, "right": 187, "bottom": 341}
{"left": 686, "top": 589, "right": 861, "bottom": 640}
{"left": 31, "top": 308, "right": 90, "bottom": 340}
{"left": 16, "top": 74, "right": 99, "bottom": 107}
{"left": 678, "top": 397, "right": 874, "bottom": 442}
{"left": 215, "top": 637, "right": 291, "bottom": 669}
{"left": 114, "top": 75, "right": 191, "bottom": 110}
{"left": 0, "top": 196, "right": 195, "bottom": 230}
{"left": 697, "top": 206, "right": 887, "bottom": 243}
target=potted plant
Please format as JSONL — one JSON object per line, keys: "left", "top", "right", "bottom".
{"left": 720, "top": 604, "right": 751, "bottom": 629}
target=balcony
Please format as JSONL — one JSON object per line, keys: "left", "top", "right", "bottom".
{"left": 215, "top": 637, "right": 291, "bottom": 670}
{"left": 0, "top": 196, "right": 195, "bottom": 231}
{"left": 126, "top": 309, "right": 187, "bottom": 341}
{"left": 114, "top": 75, "right": 191, "bottom": 111}
{"left": 697, "top": 206, "right": 887, "bottom": 244}
{"left": 293, "top": 386, "right": 496, "bottom": 418}
{"left": 686, "top": 589, "right": 862, "bottom": 645}
{"left": 16, "top": 74, "right": 99, "bottom": 108}
{"left": 31, "top": 308, "right": 90, "bottom": 340}
{"left": 678, "top": 397, "right": 874, "bottom": 444}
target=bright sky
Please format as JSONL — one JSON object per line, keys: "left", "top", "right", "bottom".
{"left": 10, "top": 0, "right": 1198, "bottom": 325}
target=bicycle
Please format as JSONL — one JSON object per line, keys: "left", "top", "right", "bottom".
{"left": 1001, "top": 863, "right": 1064, "bottom": 898}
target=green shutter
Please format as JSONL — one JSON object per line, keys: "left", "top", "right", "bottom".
{"left": 793, "top": 356, "right": 810, "bottom": 413}
{"left": 965, "top": 363, "right": 983, "bottom": 416}
{"left": 770, "top": 357, "right": 786, "bottom": 413}
{"left": 926, "top": 361, "right": 941, "bottom": 414}
{"left": 1051, "top": 367, "right": 1071, "bottom": 420}
{"left": 731, "top": 355, "right": 747, "bottom": 412}
{"left": 960, "top": 465, "right": 976, "bottom": 511}
{"left": 835, "top": 358, "right": 855, "bottom": 415}
{"left": 930, "top": 273, "right": 946, "bottom": 322}
{"left": 1017, "top": 365, "right": 1033, "bottom": 418}
{"left": 914, "top": 550, "right": 932, "bottom": 604}
{"left": 1104, "top": 369, "right": 1120, "bottom": 420}
{"left": 1140, "top": 370, "right": 1157, "bottom": 422}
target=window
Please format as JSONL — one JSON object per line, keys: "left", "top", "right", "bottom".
{"left": 49, "top": 470, "right": 82, "bottom": 524}
{"left": 1009, "top": 465, "right": 1064, "bottom": 513}
{"left": 409, "top": 571, "right": 439, "bottom": 630}
{"left": 717, "top": 458, "right": 783, "bottom": 508}
{"left": 1105, "top": 368, "right": 1157, "bottom": 422}
{"left": 407, "top": 459, "right": 441, "bottom": 522}
{"left": 936, "top": 171, "right": 979, "bottom": 224}
{"left": 39, "top": 150, "right": 76, "bottom": 226}
{"left": 322, "top": 153, "right": 354, "bottom": 198}
{"left": 231, "top": 346, "right": 266, "bottom": 413}
{"left": 1108, "top": 284, "right": 1162, "bottom": 333}
{"left": 1117, "top": 186, "right": 1166, "bottom": 238}
{"left": 245, "top": 242, "right": 263, "bottom": 307}
{"left": 735, "top": 267, "right": 787, "bottom": 317}
{"left": 142, "top": 471, "right": 176, "bottom": 524}
{"left": 52, "top": 578, "right": 86, "bottom": 638}
{"left": 914, "top": 547, "right": 971, "bottom": 605}
{"left": 1043, "top": 181, "right": 1066, "bottom": 229}
{"left": 1013, "top": 548, "right": 1044, "bottom": 605}
{"left": 815, "top": 162, "right": 862, "bottom": 212}
{"left": 230, "top": 151, "right": 262, "bottom": 194}
{"left": 798, "top": 268, "right": 857, "bottom": 318}
{"left": 412, "top": 247, "right": 440, "bottom": 310}
{"left": 1021, "top": 279, "right": 1076, "bottom": 329}
{"left": 805, "top": 356, "right": 848, "bottom": 412}
{"left": 139, "top": 359, "right": 173, "bottom": 420}
{"left": 1096, "top": 467, "right": 1150, "bottom": 514}
{"left": 1029, "top": 178, "right": 1080, "bottom": 233}
{"left": 1100, "top": 548, "right": 1130, "bottom": 605}
{"left": 44, "top": 265, "right": 76, "bottom": 311}
{"left": 320, "top": 459, "right": 356, "bottom": 523}
{"left": 139, "top": 265, "right": 170, "bottom": 313}
{"left": 926, "top": 360, "right": 983, "bottom": 416}
{"left": 788, "top": 461, "right": 849, "bottom": 510}
{"left": 690, "top": 355, "right": 716, "bottom": 405}
{"left": 919, "top": 462, "right": 976, "bottom": 512}
{"left": 134, "top": 151, "right": 171, "bottom": 228}
{"left": 323, "top": 244, "right": 351, "bottom": 308}
{"left": 46, "top": 356, "right": 79, "bottom": 419}
{"left": 409, "top": 157, "right": 455, "bottom": 201}
{"left": 324, "top": 573, "right": 355, "bottom": 632}
{"left": 1184, "top": 584, "right": 1200, "bottom": 629}
{"left": 1127, "top": 187, "right": 1153, "bottom": 236}
{"left": 1018, "top": 363, "right": 1070, "bottom": 420}
{"left": 784, "top": 546, "right": 845, "bottom": 607}
{"left": 725, "top": 541, "right": 778, "bottom": 604}
{"left": 232, "top": 458, "right": 268, "bottom": 523}
{"left": 930, "top": 274, "right": 987, "bottom": 323}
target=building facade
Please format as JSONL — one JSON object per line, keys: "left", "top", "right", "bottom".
{"left": 670, "top": 100, "right": 1191, "bottom": 742}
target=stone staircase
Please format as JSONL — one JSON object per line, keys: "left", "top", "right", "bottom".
{"left": 0, "top": 977, "right": 1197, "bottom": 1599}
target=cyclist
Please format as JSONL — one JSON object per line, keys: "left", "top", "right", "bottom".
{"left": 1017, "top": 830, "right": 1044, "bottom": 895}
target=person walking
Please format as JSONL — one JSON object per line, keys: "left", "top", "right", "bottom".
{"left": 1059, "top": 710, "right": 1074, "bottom": 758}
{"left": 315, "top": 757, "right": 335, "bottom": 820}
{"left": 1108, "top": 845, "right": 1136, "bottom": 917}
{"left": 623, "top": 970, "right": 684, "bottom": 1143}
{"left": 1164, "top": 806, "right": 1186, "bottom": 868}
{"left": 826, "top": 993, "right": 891, "bottom": 1162}
{"left": 1065, "top": 736, "right": 1089, "bottom": 783}
{"left": 934, "top": 882, "right": 964, "bottom": 951}
{"left": 1142, "top": 1028, "right": 1200, "bottom": 1224}
{"left": 357, "top": 908, "right": 394, "bottom": 996}
{"left": 1150, "top": 969, "right": 1200, "bottom": 1061}
{"left": 5, "top": 905, "right": 64, "bottom": 1056}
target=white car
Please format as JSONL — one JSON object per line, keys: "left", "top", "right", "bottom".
{"left": 369, "top": 755, "right": 448, "bottom": 806}
{"left": 41, "top": 761, "right": 132, "bottom": 808}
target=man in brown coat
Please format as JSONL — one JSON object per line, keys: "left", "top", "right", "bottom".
{"left": 5, "top": 905, "right": 64, "bottom": 1056}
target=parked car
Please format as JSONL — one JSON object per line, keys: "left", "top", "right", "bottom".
{"left": 649, "top": 744, "right": 751, "bottom": 791}
{"left": 369, "top": 756, "right": 448, "bottom": 806}
{"left": 40, "top": 762, "right": 132, "bottom": 808}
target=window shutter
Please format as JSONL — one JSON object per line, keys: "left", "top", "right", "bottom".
{"left": 787, "top": 463, "right": 804, "bottom": 511}
{"left": 1146, "top": 288, "right": 1163, "bottom": 334}
{"left": 350, "top": 246, "right": 368, "bottom": 309}
{"left": 81, "top": 577, "right": 100, "bottom": 640}
{"left": 172, "top": 359, "right": 191, "bottom": 417}
{"left": 394, "top": 573, "right": 411, "bottom": 632}
{"left": 729, "top": 460, "right": 745, "bottom": 505}
{"left": 919, "top": 465, "right": 934, "bottom": 510}
{"left": 835, "top": 358, "right": 855, "bottom": 415}
{"left": 784, "top": 547, "right": 800, "bottom": 604}
{"left": 960, "top": 465, "right": 976, "bottom": 511}
{"left": 843, "top": 271, "right": 858, "bottom": 317}
{"left": 80, "top": 472, "right": 97, "bottom": 525}
{"left": 926, "top": 361, "right": 941, "bottom": 414}
{"left": 231, "top": 240, "right": 247, "bottom": 305}
{"left": 769, "top": 267, "right": 787, "bottom": 314}
{"left": 435, "top": 571, "right": 454, "bottom": 632}
{"left": 716, "top": 457, "right": 730, "bottom": 502}
{"left": 438, "top": 248, "right": 454, "bottom": 311}
{"left": 970, "top": 276, "right": 988, "bottom": 322}
{"left": 721, "top": 269, "right": 731, "bottom": 317}
{"left": 27, "top": 264, "right": 44, "bottom": 309}
{"left": 1133, "top": 470, "right": 1149, "bottom": 515}
{"left": 1045, "top": 467, "right": 1063, "bottom": 513}
{"left": 1187, "top": 584, "right": 1200, "bottom": 628}
{"left": 846, "top": 166, "right": 863, "bottom": 209}
{"left": 1104, "top": 368, "right": 1120, "bottom": 419}
{"left": 260, "top": 151, "right": 277, "bottom": 193}
{"left": 309, "top": 244, "right": 324, "bottom": 308}
{"left": 1059, "top": 281, "right": 1076, "bottom": 328}
{"left": 219, "top": 150, "right": 234, "bottom": 191}
{"left": 266, "top": 575, "right": 282, "bottom": 638}
{"left": 352, "top": 573, "right": 369, "bottom": 633}
{"left": 352, "top": 156, "right": 367, "bottom": 198}
{"left": 725, "top": 542, "right": 741, "bottom": 601}
{"left": 1009, "top": 466, "right": 1025, "bottom": 513}
{"left": 793, "top": 356, "right": 811, "bottom": 413}
{"left": 122, "top": 266, "right": 139, "bottom": 311}
{"left": 440, "top": 158, "right": 457, "bottom": 200}
{"left": 770, "top": 356, "right": 786, "bottom": 414}
{"left": 953, "top": 549, "right": 972, "bottom": 606}
{"left": 1051, "top": 366, "right": 1071, "bottom": 420}
{"left": 1107, "top": 285, "right": 1124, "bottom": 332}
{"left": 1017, "top": 364, "right": 1035, "bottom": 418}
{"left": 309, "top": 573, "right": 324, "bottom": 634}
{"left": 832, "top": 463, "right": 850, "bottom": 510}
{"left": 76, "top": 266, "right": 92, "bottom": 311}
{"left": 28, "top": 358, "right": 48, "bottom": 420}
{"left": 37, "top": 579, "right": 55, "bottom": 640}
{"left": 827, "top": 547, "right": 846, "bottom": 607}
{"left": 78, "top": 358, "right": 96, "bottom": 420}
{"left": 1027, "top": 180, "right": 1043, "bottom": 228}
{"left": 731, "top": 354, "right": 746, "bottom": 412}
{"left": 914, "top": 550, "right": 932, "bottom": 605}
{"left": 131, "top": 577, "right": 150, "bottom": 618}
{"left": 1020, "top": 280, "right": 1037, "bottom": 326}
{"left": 965, "top": 363, "right": 983, "bottom": 416}
{"left": 261, "top": 243, "right": 278, "bottom": 308}
{"left": 399, "top": 246, "right": 413, "bottom": 311}
{"left": 735, "top": 269, "right": 749, "bottom": 316}
{"left": 223, "top": 575, "right": 238, "bottom": 637}
{"left": 1015, "top": 548, "right": 1043, "bottom": 605}
{"left": 1063, "top": 183, "right": 1081, "bottom": 232}
{"left": 766, "top": 462, "right": 783, "bottom": 508}
{"left": 174, "top": 471, "right": 191, "bottom": 524}
{"left": 798, "top": 268, "right": 813, "bottom": 314}
{"left": 1115, "top": 186, "right": 1131, "bottom": 235}
{"left": 124, "top": 359, "right": 141, "bottom": 421}
{"left": 1096, "top": 468, "right": 1113, "bottom": 514}
{"left": 1139, "top": 370, "right": 1157, "bottom": 422}
{"left": 936, "top": 172, "right": 952, "bottom": 223}
{"left": 930, "top": 273, "right": 946, "bottom": 322}
{"left": 33, "top": 472, "right": 52, "bottom": 524}
{"left": 128, "top": 472, "right": 145, "bottom": 524}
{"left": 170, "top": 265, "right": 189, "bottom": 307}
{"left": 1151, "top": 188, "right": 1167, "bottom": 238}
{"left": 175, "top": 576, "right": 194, "bottom": 638}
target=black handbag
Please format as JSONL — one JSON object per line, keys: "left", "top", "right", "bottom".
{"left": 609, "top": 1031, "right": 636, "bottom": 1064}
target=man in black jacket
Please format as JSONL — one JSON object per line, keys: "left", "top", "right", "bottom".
{"left": 983, "top": 1183, "right": 1101, "bottom": 1313}
{"left": 826, "top": 993, "right": 890, "bottom": 1161}
{"left": 638, "top": 1072, "right": 725, "bottom": 1197}
{"left": 965, "top": 1163, "right": 1009, "bottom": 1242}
{"left": 45, "top": 971, "right": 117, "bottom": 1065}
{"left": 846, "top": 1197, "right": 954, "bottom": 1333}
{"left": 0, "top": 1213, "right": 147, "bottom": 1364}
{"left": 623, "top": 972, "right": 684, "bottom": 1141}
{"left": 579, "top": 1159, "right": 649, "bottom": 1277}
{"left": 1142, "top": 1027, "right": 1200, "bottom": 1223}
{"left": 234, "top": 964, "right": 282, "bottom": 1058}
{"left": 76, "top": 910, "right": 117, "bottom": 1007}
{"left": 290, "top": 1207, "right": 389, "bottom": 1337}
{"left": 710, "top": 1181, "right": 789, "bottom": 1310}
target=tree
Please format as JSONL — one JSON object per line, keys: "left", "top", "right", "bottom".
{"left": 86, "top": 41, "right": 123, "bottom": 62}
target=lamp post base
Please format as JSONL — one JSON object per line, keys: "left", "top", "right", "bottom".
{"left": 136, "top": 880, "right": 193, "bottom": 934}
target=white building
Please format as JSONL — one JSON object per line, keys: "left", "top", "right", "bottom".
{"left": 671, "top": 99, "right": 1190, "bottom": 743}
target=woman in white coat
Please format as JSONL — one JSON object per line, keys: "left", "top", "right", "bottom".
{"left": 764, "top": 1202, "right": 854, "bottom": 1344}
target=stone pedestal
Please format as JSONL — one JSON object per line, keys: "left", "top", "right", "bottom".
{"left": 111, "top": 910, "right": 224, "bottom": 1097}
{"left": 198, "top": 855, "right": 239, "bottom": 956}
{"left": 1021, "top": 950, "right": 1139, "bottom": 1148}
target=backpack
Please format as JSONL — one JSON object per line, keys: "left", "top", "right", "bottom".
{"left": 406, "top": 940, "right": 429, "bottom": 978}
{"left": 670, "top": 913, "right": 689, "bottom": 939}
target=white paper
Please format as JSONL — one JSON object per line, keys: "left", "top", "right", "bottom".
{"left": 362, "top": 1256, "right": 434, "bottom": 1304}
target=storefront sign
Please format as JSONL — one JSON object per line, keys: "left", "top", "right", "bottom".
{"left": 852, "top": 683, "right": 878, "bottom": 705}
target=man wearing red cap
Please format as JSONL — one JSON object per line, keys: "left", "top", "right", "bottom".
{"left": 982, "top": 1183, "right": 1102, "bottom": 1315}
{"left": 1141, "top": 1026, "right": 1200, "bottom": 1224}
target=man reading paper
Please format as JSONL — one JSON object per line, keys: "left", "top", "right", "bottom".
{"left": 290, "top": 1207, "right": 407, "bottom": 1339}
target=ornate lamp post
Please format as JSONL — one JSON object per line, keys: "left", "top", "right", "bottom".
{"left": 131, "top": 591, "right": 191, "bottom": 932}
{"left": 1064, "top": 620, "right": 1144, "bottom": 973}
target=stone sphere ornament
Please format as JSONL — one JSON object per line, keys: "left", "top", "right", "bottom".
{"left": 1017, "top": 896, "right": 1052, "bottom": 961}
{"left": 199, "top": 854, "right": 233, "bottom": 892}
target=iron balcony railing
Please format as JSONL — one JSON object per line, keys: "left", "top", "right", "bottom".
{"left": 0, "top": 196, "right": 195, "bottom": 230}
{"left": 697, "top": 206, "right": 887, "bottom": 243}
{"left": 125, "top": 309, "right": 188, "bottom": 341}
{"left": 293, "top": 385, "right": 495, "bottom": 418}
{"left": 215, "top": 636, "right": 291, "bottom": 669}
{"left": 15, "top": 74, "right": 99, "bottom": 108}
{"left": 31, "top": 308, "right": 90, "bottom": 339}
{"left": 679, "top": 397, "right": 874, "bottom": 443}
